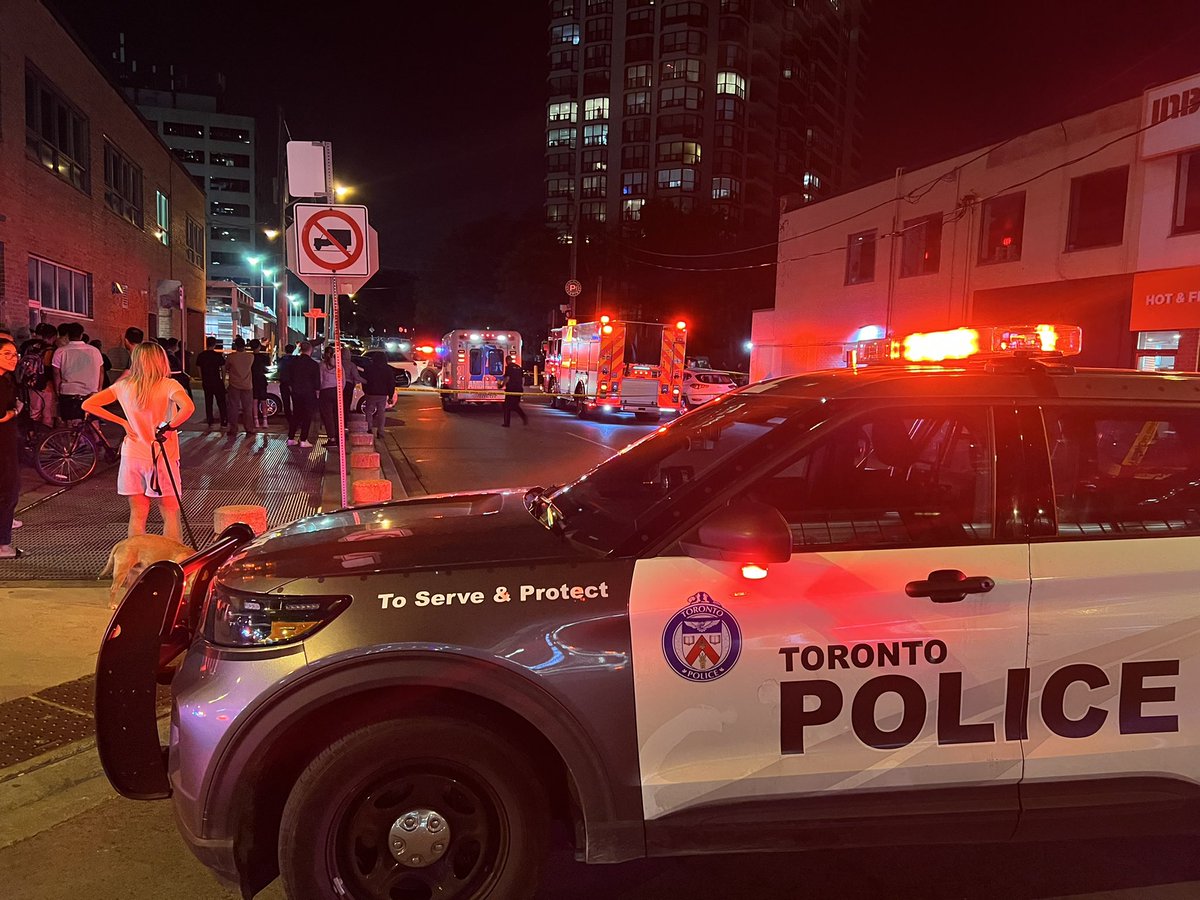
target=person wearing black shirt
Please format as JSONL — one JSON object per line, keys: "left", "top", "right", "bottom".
{"left": 0, "top": 339, "right": 22, "bottom": 558}
{"left": 249, "top": 339, "right": 271, "bottom": 428}
{"left": 195, "top": 337, "right": 228, "bottom": 427}
{"left": 361, "top": 351, "right": 396, "bottom": 438}
{"left": 277, "top": 343, "right": 296, "bottom": 430}
{"left": 287, "top": 341, "right": 321, "bottom": 448}
{"left": 500, "top": 359, "right": 527, "bottom": 427}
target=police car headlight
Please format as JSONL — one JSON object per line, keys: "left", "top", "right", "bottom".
{"left": 203, "top": 583, "right": 352, "bottom": 648}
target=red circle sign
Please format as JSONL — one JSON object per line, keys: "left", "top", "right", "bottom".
{"left": 301, "top": 209, "right": 365, "bottom": 272}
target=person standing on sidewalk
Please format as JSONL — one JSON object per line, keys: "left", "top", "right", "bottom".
{"left": 0, "top": 339, "right": 23, "bottom": 559}
{"left": 319, "top": 343, "right": 347, "bottom": 447}
{"left": 17, "top": 323, "right": 57, "bottom": 426}
{"left": 340, "top": 344, "right": 364, "bottom": 421}
{"left": 195, "top": 337, "right": 228, "bottom": 427}
{"left": 500, "top": 358, "right": 527, "bottom": 427}
{"left": 287, "top": 341, "right": 320, "bottom": 448}
{"left": 82, "top": 343, "right": 196, "bottom": 543}
{"left": 224, "top": 337, "right": 256, "bottom": 436}
{"left": 52, "top": 321, "right": 104, "bottom": 423}
{"left": 106, "top": 326, "right": 143, "bottom": 383}
{"left": 277, "top": 343, "right": 296, "bottom": 427}
{"left": 249, "top": 339, "right": 270, "bottom": 428}
{"left": 360, "top": 351, "right": 395, "bottom": 439}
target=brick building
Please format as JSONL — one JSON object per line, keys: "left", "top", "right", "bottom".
{"left": 0, "top": 0, "right": 206, "bottom": 357}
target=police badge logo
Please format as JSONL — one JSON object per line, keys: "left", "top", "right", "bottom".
{"left": 662, "top": 592, "right": 742, "bottom": 681}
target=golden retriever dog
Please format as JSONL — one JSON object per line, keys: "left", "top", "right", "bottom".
{"left": 100, "top": 534, "right": 194, "bottom": 609}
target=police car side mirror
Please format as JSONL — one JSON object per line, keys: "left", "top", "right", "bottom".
{"left": 680, "top": 499, "right": 792, "bottom": 564}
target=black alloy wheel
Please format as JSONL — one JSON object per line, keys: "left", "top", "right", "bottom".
{"left": 279, "top": 718, "right": 546, "bottom": 900}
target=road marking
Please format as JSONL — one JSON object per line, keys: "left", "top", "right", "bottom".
{"left": 566, "top": 432, "right": 616, "bottom": 450}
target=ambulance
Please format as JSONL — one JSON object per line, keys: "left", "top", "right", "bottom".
{"left": 95, "top": 322, "right": 1200, "bottom": 900}
{"left": 542, "top": 316, "right": 687, "bottom": 420}
{"left": 437, "top": 329, "right": 521, "bottom": 410}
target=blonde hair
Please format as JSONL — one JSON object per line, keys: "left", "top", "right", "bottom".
{"left": 127, "top": 341, "right": 170, "bottom": 404}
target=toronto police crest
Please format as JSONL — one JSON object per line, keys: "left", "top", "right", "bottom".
{"left": 662, "top": 592, "right": 742, "bottom": 681}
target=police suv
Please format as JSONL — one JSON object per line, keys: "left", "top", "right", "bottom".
{"left": 96, "top": 324, "right": 1200, "bottom": 899}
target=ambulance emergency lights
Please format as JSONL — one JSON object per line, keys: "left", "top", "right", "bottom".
{"left": 850, "top": 324, "right": 1083, "bottom": 365}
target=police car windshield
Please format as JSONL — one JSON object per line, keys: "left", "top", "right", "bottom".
{"left": 543, "top": 393, "right": 813, "bottom": 553}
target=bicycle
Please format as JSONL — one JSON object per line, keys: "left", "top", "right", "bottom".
{"left": 34, "top": 415, "right": 120, "bottom": 486}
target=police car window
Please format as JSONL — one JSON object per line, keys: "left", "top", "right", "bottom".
{"left": 545, "top": 396, "right": 813, "bottom": 553}
{"left": 1044, "top": 407, "right": 1200, "bottom": 537}
{"left": 748, "top": 407, "right": 993, "bottom": 550}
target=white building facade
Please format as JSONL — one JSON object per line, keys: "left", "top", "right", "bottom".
{"left": 752, "top": 71, "right": 1200, "bottom": 379}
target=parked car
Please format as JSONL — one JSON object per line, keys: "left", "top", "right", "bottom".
{"left": 681, "top": 367, "right": 738, "bottom": 409}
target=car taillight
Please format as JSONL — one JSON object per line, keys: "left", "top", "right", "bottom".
{"left": 202, "top": 583, "right": 351, "bottom": 648}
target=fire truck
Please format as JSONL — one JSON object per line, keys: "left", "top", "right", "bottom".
{"left": 438, "top": 329, "right": 522, "bottom": 410}
{"left": 542, "top": 317, "right": 687, "bottom": 420}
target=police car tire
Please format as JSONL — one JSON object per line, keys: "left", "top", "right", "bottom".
{"left": 278, "top": 717, "right": 547, "bottom": 900}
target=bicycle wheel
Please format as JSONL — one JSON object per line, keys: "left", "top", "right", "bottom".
{"left": 35, "top": 428, "right": 99, "bottom": 485}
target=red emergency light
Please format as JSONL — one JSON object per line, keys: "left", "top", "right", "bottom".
{"left": 851, "top": 324, "right": 1082, "bottom": 365}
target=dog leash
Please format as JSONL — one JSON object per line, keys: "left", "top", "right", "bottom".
{"left": 152, "top": 425, "right": 197, "bottom": 549}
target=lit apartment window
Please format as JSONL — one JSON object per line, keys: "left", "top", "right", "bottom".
{"left": 186, "top": 217, "right": 204, "bottom": 268}
{"left": 622, "top": 171, "right": 647, "bottom": 196}
{"left": 712, "top": 176, "right": 740, "bottom": 199}
{"left": 582, "top": 148, "right": 608, "bottom": 171}
{"left": 845, "top": 230, "right": 877, "bottom": 285}
{"left": 625, "top": 91, "right": 651, "bottom": 115}
{"left": 211, "top": 201, "right": 251, "bottom": 217}
{"left": 547, "top": 177, "right": 575, "bottom": 198}
{"left": 210, "top": 225, "right": 251, "bottom": 243}
{"left": 550, "top": 0, "right": 576, "bottom": 17}
{"left": 716, "top": 71, "right": 746, "bottom": 98}
{"left": 657, "top": 141, "right": 701, "bottom": 164}
{"left": 103, "top": 140, "right": 144, "bottom": 228}
{"left": 584, "top": 97, "right": 610, "bottom": 121}
{"left": 622, "top": 198, "right": 646, "bottom": 221}
{"left": 172, "top": 147, "right": 205, "bottom": 165}
{"left": 28, "top": 256, "right": 92, "bottom": 318}
{"left": 547, "top": 127, "right": 576, "bottom": 149}
{"left": 1176, "top": 149, "right": 1200, "bottom": 234}
{"left": 209, "top": 125, "right": 251, "bottom": 143}
{"left": 900, "top": 214, "right": 943, "bottom": 277}
{"left": 979, "top": 192, "right": 1025, "bottom": 264}
{"left": 803, "top": 172, "right": 821, "bottom": 189}
{"left": 548, "top": 101, "right": 578, "bottom": 124}
{"left": 1066, "top": 166, "right": 1128, "bottom": 250}
{"left": 656, "top": 167, "right": 697, "bottom": 191}
{"left": 156, "top": 191, "right": 170, "bottom": 246}
{"left": 25, "top": 66, "right": 89, "bottom": 192}
{"left": 625, "top": 64, "right": 652, "bottom": 89}
{"left": 1135, "top": 331, "right": 1181, "bottom": 372}
{"left": 583, "top": 124, "right": 608, "bottom": 146}
{"left": 551, "top": 23, "right": 580, "bottom": 45}
{"left": 546, "top": 202, "right": 572, "bottom": 225}
{"left": 581, "top": 174, "right": 607, "bottom": 198}
{"left": 163, "top": 121, "right": 204, "bottom": 139}
{"left": 210, "top": 153, "right": 250, "bottom": 168}
{"left": 661, "top": 58, "right": 702, "bottom": 83}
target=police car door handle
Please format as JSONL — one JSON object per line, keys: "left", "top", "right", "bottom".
{"left": 905, "top": 569, "right": 996, "bottom": 603}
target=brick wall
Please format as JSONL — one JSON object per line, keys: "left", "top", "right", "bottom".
{"left": 0, "top": 0, "right": 205, "bottom": 354}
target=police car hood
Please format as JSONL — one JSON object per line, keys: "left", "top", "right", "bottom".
{"left": 221, "top": 488, "right": 579, "bottom": 581}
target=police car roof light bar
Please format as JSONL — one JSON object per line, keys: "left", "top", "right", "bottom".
{"left": 849, "top": 324, "right": 1082, "bottom": 366}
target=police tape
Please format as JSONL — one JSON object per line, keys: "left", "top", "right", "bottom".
{"left": 392, "top": 385, "right": 680, "bottom": 403}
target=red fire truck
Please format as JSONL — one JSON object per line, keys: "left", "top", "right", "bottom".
{"left": 438, "top": 329, "right": 522, "bottom": 410}
{"left": 541, "top": 317, "right": 687, "bottom": 420}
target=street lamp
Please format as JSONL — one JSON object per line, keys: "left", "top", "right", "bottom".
{"left": 334, "top": 184, "right": 353, "bottom": 199}
{"left": 263, "top": 228, "right": 279, "bottom": 241}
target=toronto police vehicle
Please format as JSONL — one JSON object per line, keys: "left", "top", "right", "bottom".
{"left": 96, "top": 324, "right": 1200, "bottom": 899}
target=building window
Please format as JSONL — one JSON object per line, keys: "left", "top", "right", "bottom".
{"left": 622, "top": 171, "right": 648, "bottom": 196}
{"left": 713, "top": 149, "right": 742, "bottom": 175}
{"left": 659, "top": 84, "right": 702, "bottom": 110}
{"left": 581, "top": 148, "right": 608, "bottom": 171}
{"left": 657, "top": 140, "right": 701, "bottom": 164}
{"left": 547, "top": 177, "right": 575, "bottom": 198}
{"left": 657, "top": 167, "right": 697, "bottom": 191}
{"left": 803, "top": 171, "right": 821, "bottom": 189}
{"left": 1173, "top": 149, "right": 1200, "bottom": 235}
{"left": 714, "top": 123, "right": 744, "bottom": 148}
{"left": 661, "top": 58, "right": 702, "bottom": 83}
{"left": 586, "top": 0, "right": 613, "bottom": 12}
{"left": 584, "top": 44, "right": 611, "bottom": 69}
{"left": 547, "top": 152, "right": 575, "bottom": 174}
{"left": 210, "top": 225, "right": 251, "bottom": 243}
{"left": 901, "top": 214, "right": 943, "bottom": 277}
{"left": 546, "top": 202, "right": 572, "bottom": 225}
{"left": 660, "top": 30, "right": 706, "bottom": 55}
{"left": 211, "top": 201, "right": 251, "bottom": 217}
{"left": 718, "top": 44, "right": 747, "bottom": 68}
{"left": 625, "top": 91, "right": 651, "bottom": 115}
{"left": 210, "top": 176, "right": 250, "bottom": 193}
{"left": 24, "top": 67, "right": 89, "bottom": 192}
{"left": 716, "top": 96, "right": 744, "bottom": 122}
{"left": 581, "top": 174, "right": 607, "bottom": 199}
{"left": 622, "top": 198, "right": 646, "bottom": 221}
{"left": 551, "top": 23, "right": 580, "bottom": 45}
{"left": 584, "top": 18, "right": 612, "bottom": 42}
{"left": 662, "top": 1, "right": 708, "bottom": 26}
{"left": 626, "top": 36, "right": 654, "bottom": 62}
{"left": 186, "top": 217, "right": 204, "bottom": 268}
{"left": 583, "top": 70, "right": 610, "bottom": 93}
{"left": 172, "top": 147, "right": 205, "bottom": 165}
{"left": 210, "top": 251, "right": 243, "bottom": 267}
{"left": 1066, "top": 166, "right": 1128, "bottom": 251}
{"left": 550, "top": 0, "right": 576, "bottom": 17}
{"left": 627, "top": 8, "right": 654, "bottom": 35}
{"left": 979, "top": 192, "right": 1025, "bottom": 264}
{"left": 153, "top": 192, "right": 170, "bottom": 245}
{"left": 712, "top": 176, "right": 740, "bottom": 200}
{"left": 1135, "top": 331, "right": 1181, "bottom": 372}
{"left": 583, "top": 124, "right": 608, "bottom": 146}
{"left": 28, "top": 256, "right": 91, "bottom": 318}
{"left": 549, "top": 49, "right": 578, "bottom": 71}
{"left": 719, "top": 0, "right": 746, "bottom": 10}
{"left": 623, "top": 117, "right": 650, "bottom": 142}
{"left": 716, "top": 71, "right": 746, "bottom": 98}
{"left": 658, "top": 113, "right": 702, "bottom": 138}
{"left": 625, "top": 64, "right": 652, "bottom": 89}
{"left": 548, "top": 101, "right": 578, "bottom": 123}
{"left": 845, "top": 230, "right": 877, "bottom": 285}
{"left": 549, "top": 74, "right": 575, "bottom": 95}
{"left": 580, "top": 201, "right": 607, "bottom": 223}
{"left": 103, "top": 140, "right": 144, "bottom": 228}
{"left": 547, "top": 127, "right": 576, "bottom": 149}
{"left": 162, "top": 121, "right": 204, "bottom": 139}
{"left": 584, "top": 97, "right": 610, "bottom": 121}
{"left": 210, "top": 152, "right": 250, "bottom": 169}
{"left": 622, "top": 145, "right": 650, "bottom": 168}
{"left": 209, "top": 125, "right": 250, "bottom": 143}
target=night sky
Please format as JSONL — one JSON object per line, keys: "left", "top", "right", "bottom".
{"left": 54, "top": 0, "right": 1200, "bottom": 272}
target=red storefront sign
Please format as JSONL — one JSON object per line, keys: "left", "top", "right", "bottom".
{"left": 1129, "top": 266, "right": 1200, "bottom": 331}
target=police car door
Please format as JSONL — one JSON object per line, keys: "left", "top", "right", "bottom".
{"left": 629, "top": 403, "right": 1031, "bottom": 843}
{"left": 1022, "top": 403, "right": 1200, "bottom": 819}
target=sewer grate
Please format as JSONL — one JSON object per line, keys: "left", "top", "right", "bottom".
{"left": 0, "top": 696, "right": 95, "bottom": 769}
{"left": 35, "top": 674, "right": 96, "bottom": 715}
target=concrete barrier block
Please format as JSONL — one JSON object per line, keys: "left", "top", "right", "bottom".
{"left": 348, "top": 418, "right": 370, "bottom": 433}
{"left": 350, "top": 432, "right": 375, "bottom": 447}
{"left": 352, "top": 479, "right": 393, "bottom": 505}
{"left": 215, "top": 504, "right": 268, "bottom": 536}
{"left": 350, "top": 451, "right": 381, "bottom": 469}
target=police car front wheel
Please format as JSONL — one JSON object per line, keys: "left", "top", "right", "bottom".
{"left": 278, "top": 717, "right": 547, "bottom": 900}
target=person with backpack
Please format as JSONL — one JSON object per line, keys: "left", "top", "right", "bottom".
{"left": 17, "top": 323, "right": 57, "bottom": 426}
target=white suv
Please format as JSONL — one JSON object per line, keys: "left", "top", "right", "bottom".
{"left": 682, "top": 367, "right": 737, "bottom": 409}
